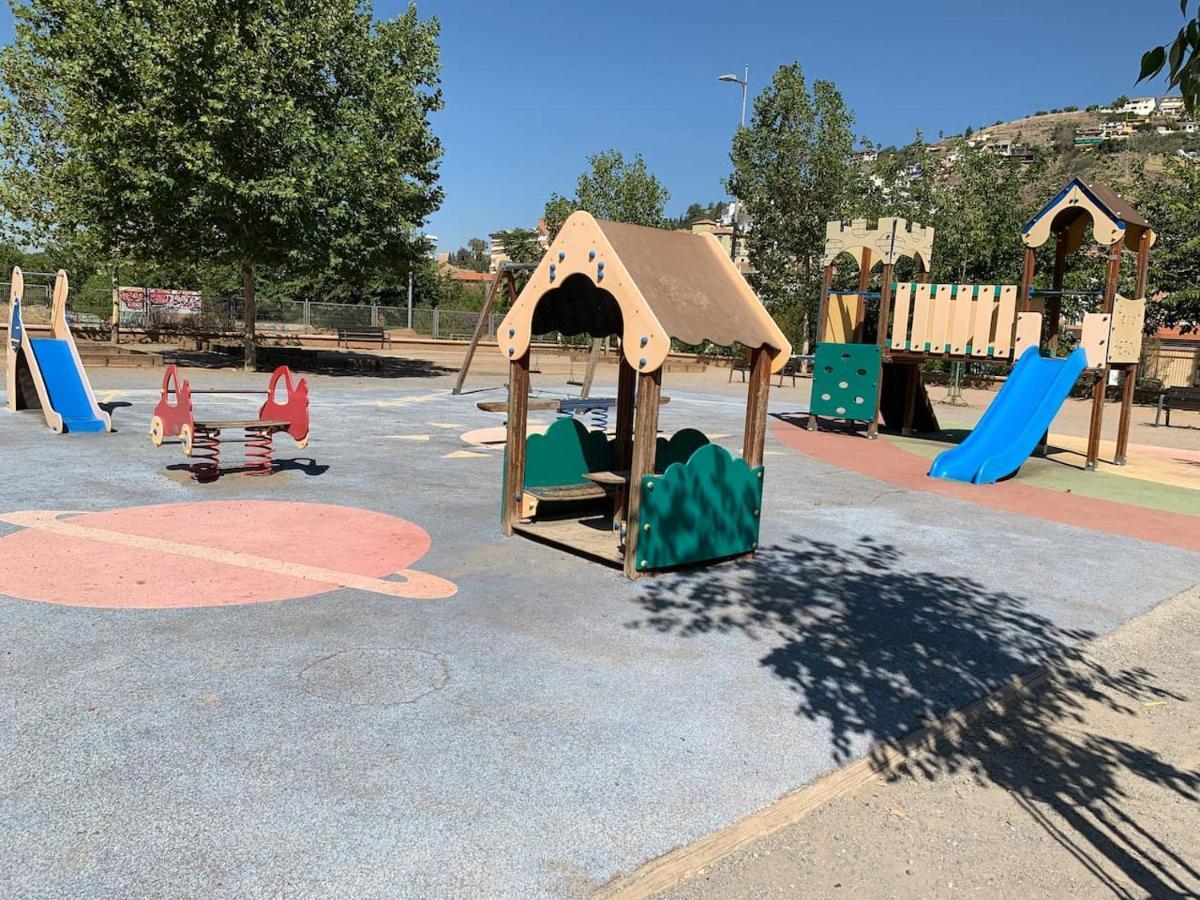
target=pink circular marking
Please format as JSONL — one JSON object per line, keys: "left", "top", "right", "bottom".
{"left": 0, "top": 501, "right": 442, "bottom": 609}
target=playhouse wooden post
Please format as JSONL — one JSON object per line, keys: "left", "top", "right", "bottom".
{"left": 1115, "top": 231, "right": 1152, "bottom": 465}
{"left": 624, "top": 369, "right": 662, "bottom": 580}
{"left": 867, "top": 262, "right": 894, "bottom": 439}
{"left": 611, "top": 354, "right": 638, "bottom": 527}
{"left": 1085, "top": 236, "right": 1125, "bottom": 471}
{"left": 807, "top": 264, "right": 836, "bottom": 432}
{"left": 501, "top": 352, "right": 530, "bottom": 535}
{"left": 743, "top": 347, "right": 771, "bottom": 467}
{"left": 1049, "top": 231, "right": 1068, "bottom": 353}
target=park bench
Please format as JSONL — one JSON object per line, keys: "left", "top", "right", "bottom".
{"left": 337, "top": 327, "right": 392, "bottom": 349}
{"left": 1154, "top": 386, "right": 1200, "bottom": 426}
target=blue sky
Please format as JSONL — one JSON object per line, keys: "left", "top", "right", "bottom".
{"left": 0, "top": 0, "right": 1186, "bottom": 253}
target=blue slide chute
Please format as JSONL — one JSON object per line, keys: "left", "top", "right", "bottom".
{"left": 28, "top": 338, "right": 109, "bottom": 432}
{"left": 929, "top": 347, "right": 1087, "bottom": 485}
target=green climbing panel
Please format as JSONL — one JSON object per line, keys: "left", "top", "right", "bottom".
{"left": 635, "top": 443, "right": 763, "bottom": 572}
{"left": 810, "top": 342, "right": 881, "bottom": 423}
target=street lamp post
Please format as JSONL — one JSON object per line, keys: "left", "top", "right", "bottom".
{"left": 718, "top": 64, "right": 749, "bottom": 265}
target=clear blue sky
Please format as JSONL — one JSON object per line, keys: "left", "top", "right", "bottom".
{"left": 0, "top": 0, "right": 1185, "bottom": 253}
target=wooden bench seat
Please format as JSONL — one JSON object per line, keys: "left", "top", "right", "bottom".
{"left": 337, "top": 327, "right": 391, "bottom": 348}
{"left": 524, "top": 482, "right": 608, "bottom": 502}
{"left": 1155, "top": 386, "right": 1200, "bottom": 426}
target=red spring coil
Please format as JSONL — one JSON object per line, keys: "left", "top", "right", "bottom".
{"left": 244, "top": 426, "right": 275, "bottom": 476}
{"left": 191, "top": 428, "right": 221, "bottom": 481}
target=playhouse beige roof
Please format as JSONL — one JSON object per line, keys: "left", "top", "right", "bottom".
{"left": 497, "top": 212, "right": 792, "bottom": 373}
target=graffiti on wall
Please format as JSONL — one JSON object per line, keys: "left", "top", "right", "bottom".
{"left": 119, "top": 286, "right": 202, "bottom": 315}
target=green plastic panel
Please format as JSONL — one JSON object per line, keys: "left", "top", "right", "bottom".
{"left": 636, "top": 443, "right": 764, "bottom": 572}
{"left": 654, "top": 428, "right": 710, "bottom": 473}
{"left": 524, "top": 416, "right": 613, "bottom": 488}
{"left": 810, "top": 342, "right": 882, "bottom": 423}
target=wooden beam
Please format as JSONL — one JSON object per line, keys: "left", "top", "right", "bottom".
{"left": 813, "top": 264, "right": 835, "bottom": 346}
{"left": 902, "top": 363, "right": 919, "bottom": 436}
{"left": 1085, "top": 237, "right": 1124, "bottom": 471}
{"left": 853, "top": 248, "right": 872, "bottom": 339}
{"left": 579, "top": 338, "right": 602, "bottom": 399}
{"left": 1048, "top": 231, "right": 1068, "bottom": 354}
{"left": 501, "top": 352, "right": 530, "bottom": 534}
{"left": 1115, "top": 230, "right": 1153, "bottom": 466}
{"left": 624, "top": 369, "right": 662, "bottom": 580}
{"left": 742, "top": 347, "right": 771, "bottom": 468}
{"left": 867, "top": 262, "right": 894, "bottom": 439}
{"left": 1018, "top": 246, "right": 1036, "bottom": 314}
{"left": 807, "top": 264, "right": 836, "bottom": 433}
{"left": 453, "top": 269, "right": 506, "bottom": 395}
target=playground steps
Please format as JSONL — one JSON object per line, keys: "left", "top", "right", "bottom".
{"left": 76, "top": 341, "right": 164, "bottom": 368}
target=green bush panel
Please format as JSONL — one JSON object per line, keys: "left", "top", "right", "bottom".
{"left": 654, "top": 428, "right": 710, "bottom": 472}
{"left": 636, "top": 443, "right": 764, "bottom": 572}
{"left": 524, "top": 417, "right": 613, "bottom": 488}
{"left": 810, "top": 342, "right": 881, "bottom": 422}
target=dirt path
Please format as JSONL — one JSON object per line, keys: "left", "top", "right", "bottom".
{"left": 651, "top": 587, "right": 1200, "bottom": 900}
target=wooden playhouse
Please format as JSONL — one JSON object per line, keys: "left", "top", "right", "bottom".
{"left": 495, "top": 211, "right": 792, "bottom": 579}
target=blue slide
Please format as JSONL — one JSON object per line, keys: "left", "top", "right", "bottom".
{"left": 929, "top": 347, "right": 1088, "bottom": 484}
{"left": 28, "top": 337, "right": 109, "bottom": 432}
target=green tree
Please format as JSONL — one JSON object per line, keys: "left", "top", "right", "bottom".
{"left": 1138, "top": 1, "right": 1199, "bottom": 112}
{"left": 727, "top": 63, "right": 859, "bottom": 349}
{"left": 0, "top": 0, "right": 443, "bottom": 368}
{"left": 1134, "top": 158, "right": 1200, "bottom": 331}
{"left": 544, "top": 149, "right": 669, "bottom": 240}
{"left": 931, "top": 141, "right": 1042, "bottom": 285}
{"left": 450, "top": 237, "right": 489, "bottom": 272}
{"left": 491, "top": 226, "right": 543, "bottom": 295}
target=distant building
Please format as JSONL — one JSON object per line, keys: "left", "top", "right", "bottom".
{"left": 684, "top": 217, "right": 751, "bottom": 271}
{"left": 488, "top": 221, "right": 550, "bottom": 272}
{"left": 1119, "top": 97, "right": 1157, "bottom": 117}
{"left": 1159, "top": 95, "right": 1186, "bottom": 118}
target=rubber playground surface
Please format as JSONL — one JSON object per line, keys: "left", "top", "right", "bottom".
{"left": 2, "top": 362, "right": 1198, "bottom": 897}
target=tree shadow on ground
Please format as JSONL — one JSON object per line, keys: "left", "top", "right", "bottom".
{"left": 164, "top": 347, "right": 455, "bottom": 379}
{"left": 628, "top": 537, "right": 1200, "bottom": 897}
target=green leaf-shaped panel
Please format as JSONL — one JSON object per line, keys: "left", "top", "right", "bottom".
{"left": 636, "top": 443, "right": 764, "bottom": 572}
{"left": 525, "top": 416, "right": 614, "bottom": 488}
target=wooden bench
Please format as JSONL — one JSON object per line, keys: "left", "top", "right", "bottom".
{"left": 1154, "top": 386, "right": 1200, "bottom": 426}
{"left": 337, "top": 327, "right": 392, "bottom": 349}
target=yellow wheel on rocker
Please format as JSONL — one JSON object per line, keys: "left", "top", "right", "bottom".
{"left": 149, "top": 416, "right": 165, "bottom": 447}
{"left": 180, "top": 423, "right": 193, "bottom": 456}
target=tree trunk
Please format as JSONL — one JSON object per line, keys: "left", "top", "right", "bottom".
{"left": 242, "top": 258, "right": 256, "bottom": 371}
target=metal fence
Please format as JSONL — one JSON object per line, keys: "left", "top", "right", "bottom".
{"left": 1144, "top": 345, "right": 1200, "bottom": 388}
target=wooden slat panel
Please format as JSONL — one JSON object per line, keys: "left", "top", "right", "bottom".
{"left": 970, "top": 285, "right": 997, "bottom": 357}
{"left": 948, "top": 284, "right": 974, "bottom": 356}
{"left": 1013, "top": 312, "right": 1042, "bottom": 360}
{"left": 908, "top": 283, "right": 933, "bottom": 351}
{"left": 928, "top": 284, "right": 954, "bottom": 353}
{"left": 992, "top": 285, "right": 1018, "bottom": 359}
{"left": 890, "top": 282, "right": 912, "bottom": 350}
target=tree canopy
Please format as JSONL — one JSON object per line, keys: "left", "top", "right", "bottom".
{"left": 0, "top": 0, "right": 444, "bottom": 367}
{"left": 1138, "top": 1, "right": 1199, "bottom": 112}
{"left": 727, "top": 63, "right": 859, "bottom": 347}
{"left": 544, "top": 149, "right": 669, "bottom": 240}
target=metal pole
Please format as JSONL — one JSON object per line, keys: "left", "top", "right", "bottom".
{"left": 740, "top": 64, "right": 748, "bottom": 127}
{"left": 406, "top": 270, "right": 413, "bottom": 331}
